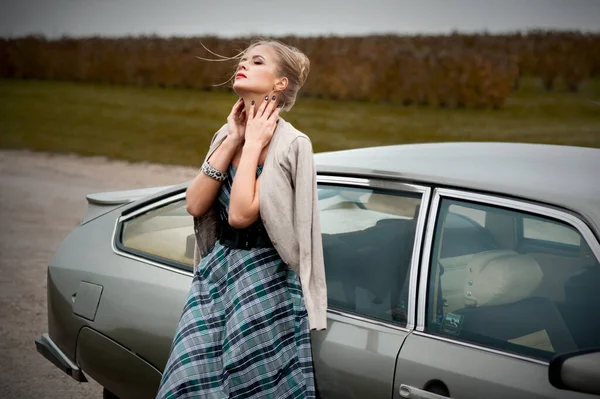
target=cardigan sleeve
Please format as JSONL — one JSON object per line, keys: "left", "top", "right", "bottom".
{"left": 192, "top": 124, "right": 229, "bottom": 269}
{"left": 204, "top": 124, "right": 229, "bottom": 163}
{"left": 287, "top": 136, "right": 328, "bottom": 330}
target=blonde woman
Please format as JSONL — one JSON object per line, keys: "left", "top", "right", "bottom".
{"left": 156, "top": 40, "right": 327, "bottom": 399}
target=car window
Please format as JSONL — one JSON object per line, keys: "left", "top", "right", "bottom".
{"left": 522, "top": 216, "right": 581, "bottom": 247}
{"left": 425, "top": 198, "right": 600, "bottom": 361}
{"left": 449, "top": 204, "right": 486, "bottom": 226}
{"left": 319, "top": 184, "right": 422, "bottom": 326}
{"left": 120, "top": 199, "right": 195, "bottom": 268}
{"left": 439, "top": 212, "right": 498, "bottom": 259}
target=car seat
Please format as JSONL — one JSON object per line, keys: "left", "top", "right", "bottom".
{"left": 562, "top": 257, "right": 600, "bottom": 349}
{"left": 453, "top": 250, "right": 577, "bottom": 355}
{"left": 322, "top": 218, "right": 415, "bottom": 321}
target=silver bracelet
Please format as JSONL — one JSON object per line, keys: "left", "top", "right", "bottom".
{"left": 201, "top": 161, "right": 228, "bottom": 182}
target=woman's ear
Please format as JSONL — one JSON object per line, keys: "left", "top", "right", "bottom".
{"left": 275, "top": 77, "right": 288, "bottom": 91}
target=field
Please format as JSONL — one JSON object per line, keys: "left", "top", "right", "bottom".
{"left": 1, "top": 78, "right": 599, "bottom": 166}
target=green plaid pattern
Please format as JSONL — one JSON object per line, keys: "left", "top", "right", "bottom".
{"left": 156, "top": 165, "right": 316, "bottom": 399}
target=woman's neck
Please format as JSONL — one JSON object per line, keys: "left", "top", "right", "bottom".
{"left": 242, "top": 93, "right": 270, "bottom": 115}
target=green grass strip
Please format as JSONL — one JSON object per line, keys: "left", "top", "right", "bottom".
{"left": 1, "top": 78, "right": 598, "bottom": 166}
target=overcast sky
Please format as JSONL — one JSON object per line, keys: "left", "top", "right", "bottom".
{"left": 1, "top": 0, "right": 599, "bottom": 38}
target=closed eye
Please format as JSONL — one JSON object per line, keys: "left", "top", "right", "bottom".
{"left": 252, "top": 55, "right": 265, "bottom": 65}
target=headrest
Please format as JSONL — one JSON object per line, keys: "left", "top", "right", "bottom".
{"left": 464, "top": 250, "right": 543, "bottom": 307}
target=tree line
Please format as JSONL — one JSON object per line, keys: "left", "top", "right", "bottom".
{"left": 1, "top": 31, "right": 598, "bottom": 108}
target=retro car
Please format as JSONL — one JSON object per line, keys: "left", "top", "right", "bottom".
{"left": 35, "top": 142, "right": 600, "bottom": 398}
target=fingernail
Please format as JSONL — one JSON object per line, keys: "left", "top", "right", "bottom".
{"left": 251, "top": 100, "right": 255, "bottom": 105}
{"left": 272, "top": 95, "right": 276, "bottom": 101}
{"left": 265, "top": 96, "right": 268, "bottom": 101}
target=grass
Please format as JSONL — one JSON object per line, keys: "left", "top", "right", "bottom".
{"left": 0, "top": 77, "right": 599, "bottom": 166}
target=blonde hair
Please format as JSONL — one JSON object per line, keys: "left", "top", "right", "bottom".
{"left": 198, "top": 39, "right": 310, "bottom": 111}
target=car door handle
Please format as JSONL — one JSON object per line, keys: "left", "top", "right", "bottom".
{"left": 399, "top": 384, "right": 450, "bottom": 399}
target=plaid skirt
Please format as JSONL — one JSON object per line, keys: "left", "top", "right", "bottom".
{"left": 156, "top": 244, "right": 316, "bottom": 398}
{"left": 156, "top": 166, "right": 316, "bottom": 398}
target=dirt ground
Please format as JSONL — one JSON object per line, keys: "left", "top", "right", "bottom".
{"left": 0, "top": 150, "right": 198, "bottom": 399}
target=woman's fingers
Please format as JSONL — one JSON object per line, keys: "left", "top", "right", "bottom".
{"left": 246, "top": 96, "right": 279, "bottom": 128}
{"left": 247, "top": 100, "right": 255, "bottom": 120}
{"left": 229, "top": 98, "right": 243, "bottom": 120}
{"left": 231, "top": 98, "right": 243, "bottom": 113}
{"left": 266, "top": 101, "right": 281, "bottom": 121}
{"left": 270, "top": 109, "right": 281, "bottom": 126}
{"left": 233, "top": 104, "right": 242, "bottom": 120}
{"left": 257, "top": 95, "right": 271, "bottom": 117}
{"left": 263, "top": 96, "right": 278, "bottom": 119}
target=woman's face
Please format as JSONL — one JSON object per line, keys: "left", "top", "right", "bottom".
{"left": 232, "top": 44, "right": 281, "bottom": 96}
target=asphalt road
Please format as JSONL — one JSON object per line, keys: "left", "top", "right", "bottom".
{"left": 0, "top": 150, "right": 197, "bottom": 399}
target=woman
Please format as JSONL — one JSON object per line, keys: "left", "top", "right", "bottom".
{"left": 156, "top": 40, "right": 327, "bottom": 399}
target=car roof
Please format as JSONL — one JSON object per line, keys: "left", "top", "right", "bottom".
{"left": 314, "top": 142, "right": 600, "bottom": 234}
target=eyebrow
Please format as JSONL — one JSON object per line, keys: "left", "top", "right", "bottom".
{"left": 241, "top": 55, "right": 266, "bottom": 62}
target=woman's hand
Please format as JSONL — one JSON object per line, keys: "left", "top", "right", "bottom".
{"left": 226, "top": 98, "right": 247, "bottom": 145}
{"left": 244, "top": 96, "right": 281, "bottom": 149}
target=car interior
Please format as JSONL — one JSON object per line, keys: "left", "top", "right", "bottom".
{"left": 121, "top": 201, "right": 197, "bottom": 267}
{"left": 322, "top": 217, "right": 417, "bottom": 323}
{"left": 319, "top": 187, "right": 422, "bottom": 324}
{"left": 430, "top": 201, "right": 600, "bottom": 360}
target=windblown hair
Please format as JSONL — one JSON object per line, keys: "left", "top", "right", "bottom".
{"left": 198, "top": 39, "right": 310, "bottom": 111}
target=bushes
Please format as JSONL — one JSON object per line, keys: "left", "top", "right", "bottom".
{"left": 1, "top": 31, "right": 597, "bottom": 108}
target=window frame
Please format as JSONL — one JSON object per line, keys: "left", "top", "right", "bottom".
{"left": 317, "top": 175, "right": 431, "bottom": 331}
{"left": 112, "top": 191, "right": 194, "bottom": 276}
{"left": 110, "top": 174, "right": 433, "bottom": 329}
{"left": 416, "top": 187, "right": 600, "bottom": 365}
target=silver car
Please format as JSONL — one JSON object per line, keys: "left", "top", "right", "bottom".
{"left": 35, "top": 142, "right": 600, "bottom": 399}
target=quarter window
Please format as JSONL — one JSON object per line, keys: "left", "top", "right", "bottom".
{"left": 425, "top": 198, "right": 600, "bottom": 361}
{"left": 119, "top": 199, "right": 195, "bottom": 269}
{"left": 319, "top": 184, "right": 422, "bottom": 326}
{"left": 522, "top": 216, "right": 581, "bottom": 246}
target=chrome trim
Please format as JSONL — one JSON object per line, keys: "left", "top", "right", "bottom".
{"left": 111, "top": 218, "right": 193, "bottom": 278}
{"left": 317, "top": 175, "right": 371, "bottom": 186}
{"left": 317, "top": 175, "right": 427, "bottom": 194}
{"left": 435, "top": 188, "right": 600, "bottom": 262}
{"left": 327, "top": 308, "right": 410, "bottom": 333}
{"left": 412, "top": 331, "right": 549, "bottom": 366}
{"left": 316, "top": 165, "right": 422, "bottom": 184}
{"left": 406, "top": 187, "right": 431, "bottom": 329}
{"left": 119, "top": 192, "right": 186, "bottom": 222}
{"left": 416, "top": 192, "right": 441, "bottom": 331}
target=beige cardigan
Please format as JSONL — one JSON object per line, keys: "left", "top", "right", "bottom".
{"left": 192, "top": 118, "right": 327, "bottom": 330}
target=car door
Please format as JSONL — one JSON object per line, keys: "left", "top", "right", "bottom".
{"left": 311, "top": 175, "right": 431, "bottom": 398}
{"left": 393, "top": 188, "right": 600, "bottom": 399}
